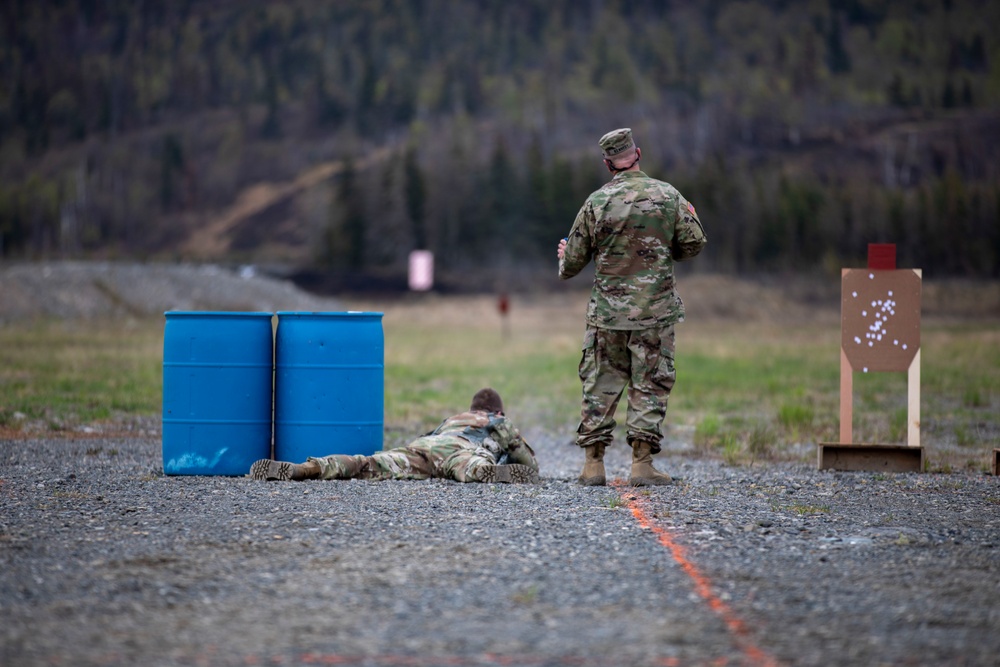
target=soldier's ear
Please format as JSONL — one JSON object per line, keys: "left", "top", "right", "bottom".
{"left": 636, "top": 147, "right": 641, "bottom": 160}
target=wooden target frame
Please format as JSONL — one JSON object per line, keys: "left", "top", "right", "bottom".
{"left": 818, "top": 245, "right": 925, "bottom": 472}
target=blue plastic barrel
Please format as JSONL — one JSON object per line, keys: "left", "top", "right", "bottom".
{"left": 274, "top": 312, "right": 384, "bottom": 462}
{"left": 162, "top": 312, "right": 274, "bottom": 475}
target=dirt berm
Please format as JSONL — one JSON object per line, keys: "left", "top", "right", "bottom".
{"left": 0, "top": 261, "right": 341, "bottom": 322}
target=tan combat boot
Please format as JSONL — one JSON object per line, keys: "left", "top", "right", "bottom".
{"left": 249, "top": 459, "right": 321, "bottom": 481}
{"left": 577, "top": 444, "right": 606, "bottom": 486}
{"left": 629, "top": 440, "right": 673, "bottom": 486}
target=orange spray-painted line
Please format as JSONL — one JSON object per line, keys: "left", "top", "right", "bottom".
{"left": 619, "top": 487, "right": 781, "bottom": 667}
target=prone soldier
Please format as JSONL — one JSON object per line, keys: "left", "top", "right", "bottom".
{"left": 250, "top": 387, "right": 539, "bottom": 484}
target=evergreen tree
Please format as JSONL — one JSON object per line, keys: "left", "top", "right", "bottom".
{"left": 159, "top": 135, "right": 185, "bottom": 211}
{"left": 404, "top": 146, "right": 427, "bottom": 249}
{"left": 324, "top": 159, "right": 366, "bottom": 270}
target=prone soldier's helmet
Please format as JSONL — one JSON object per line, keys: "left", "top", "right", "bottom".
{"left": 470, "top": 387, "right": 504, "bottom": 414}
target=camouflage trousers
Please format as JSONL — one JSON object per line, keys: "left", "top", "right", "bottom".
{"left": 309, "top": 435, "right": 498, "bottom": 483}
{"left": 576, "top": 323, "right": 676, "bottom": 454}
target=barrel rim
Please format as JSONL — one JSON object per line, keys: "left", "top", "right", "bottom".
{"left": 275, "top": 311, "right": 384, "bottom": 317}
{"left": 164, "top": 311, "right": 274, "bottom": 317}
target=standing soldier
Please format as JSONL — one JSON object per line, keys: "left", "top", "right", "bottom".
{"left": 250, "top": 388, "right": 539, "bottom": 484}
{"left": 557, "top": 128, "right": 707, "bottom": 486}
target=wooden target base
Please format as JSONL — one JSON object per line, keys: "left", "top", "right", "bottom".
{"left": 818, "top": 443, "right": 924, "bottom": 473}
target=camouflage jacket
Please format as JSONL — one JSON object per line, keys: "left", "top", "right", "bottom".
{"left": 559, "top": 170, "right": 707, "bottom": 330}
{"left": 424, "top": 410, "right": 538, "bottom": 469}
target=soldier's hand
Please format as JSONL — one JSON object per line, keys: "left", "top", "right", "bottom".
{"left": 557, "top": 238, "right": 567, "bottom": 259}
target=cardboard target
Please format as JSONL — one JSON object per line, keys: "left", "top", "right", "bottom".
{"left": 841, "top": 269, "right": 921, "bottom": 372}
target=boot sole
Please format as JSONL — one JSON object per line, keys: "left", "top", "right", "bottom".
{"left": 629, "top": 476, "right": 674, "bottom": 487}
{"left": 481, "top": 464, "right": 539, "bottom": 484}
{"left": 249, "top": 459, "right": 291, "bottom": 481}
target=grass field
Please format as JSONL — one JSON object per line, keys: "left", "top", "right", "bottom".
{"left": 1, "top": 284, "right": 997, "bottom": 472}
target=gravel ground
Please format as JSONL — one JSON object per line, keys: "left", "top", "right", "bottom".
{"left": 2, "top": 423, "right": 999, "bottom": 667}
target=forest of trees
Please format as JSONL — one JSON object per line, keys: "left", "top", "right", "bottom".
{"left": 1, "top": 0, "right": 998, "bottom": 283}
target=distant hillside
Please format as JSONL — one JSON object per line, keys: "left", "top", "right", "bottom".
{"left": 1, "top": 0, "right": 998, "bottom": 279}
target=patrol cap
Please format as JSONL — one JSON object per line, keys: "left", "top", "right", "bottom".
{"left": 599, "top": 128, "right": 634, "bottom": 158}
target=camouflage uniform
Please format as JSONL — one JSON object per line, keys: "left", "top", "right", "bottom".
{"left": 559, "top": 128, "right": 707, "bottom": 453}
{"left": 310, "top": 410, "right": 538, "bottom": 482}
